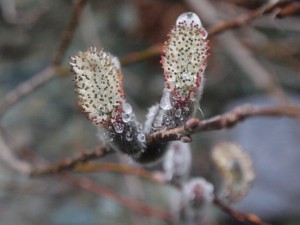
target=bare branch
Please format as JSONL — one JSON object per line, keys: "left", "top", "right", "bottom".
{"left": 0, "top": 0, "right": 295, "bottom": 117}
{"left": 0, "top": 66, "right": 55, "bottom": 117}
{"left": 0, "top": 132, "right": 32, "bottom": 174}
{"left": 147, "top": 104, "right": 300, "bottom": 144}
{"left": 30, "top": 145, "right": 112, "bottom": 176}
{"left": 62, "top": 174, "right": 172, "bottom": 221}
{"left": 207, "top": 0, "right": 293, "bottom": 36}
{"left": 0, "top": 0, "right": 87, "bottom": 117}
{"left": 213, "top": 197, "right": 271, "bottom": 225}
{"left": 52, "top": 0, "right": 87, "bottom": 65}
{"left": 74, "top": 162, "right": 167, "bottom": 184}
{"left": 275, "top": 2, "right": 300, "bottom": 18}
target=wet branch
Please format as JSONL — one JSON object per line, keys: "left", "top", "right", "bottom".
{"left": 147, "top": 104, "right": 300, "bottom": 144}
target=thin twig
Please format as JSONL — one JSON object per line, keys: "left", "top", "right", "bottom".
{"left": 0, "top": 0, "right": 295, "bottom": 117}
{"left": 213, "top": 197, "right": 271, "bottom": 225}
{"left": 52, "top": 0, "right": 87, "bottom": 65}
{"left": 120, "top": 44, "right": 162, "bottom": 66}
{"left": 62, "top": 174, "right": 172, "bottom": 221}
{"left": 275, "top": 2, "right": 300, "bottom": 18}
{"left": 147, "top": 104, "right": 300, "bottom": 144}
{"left": 0, "top": 0, "right": 87, "bottom": 117}
{"left": 0, "top": 66, "right": 55, "bottom": 117}
{"left": 30, "top": 145, "right": 112, "bottom": 176}
{"left": 74, "top": 162, "right": 167, "bottom": 184}
{"left": 207, "top": 0, "right": 292, "bottom": 36}
{"left": 0, "top": 132, "right": 32, "bottom": 174}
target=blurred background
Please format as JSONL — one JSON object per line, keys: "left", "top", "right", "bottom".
{"left": 0, "top": 0, "right": 300, "bottom": 224}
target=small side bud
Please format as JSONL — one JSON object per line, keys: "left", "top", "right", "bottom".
{"left": 163, "top": 141, "right": 192, "bottom": 183}
{"left": 211, "top": 142, "right": 255, "bottom": 202}
{"left": 181, "top": 178, "right": 214, "bottom": 223}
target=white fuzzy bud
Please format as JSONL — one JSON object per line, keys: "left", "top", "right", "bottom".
{"left": 163, "top": 141, "right": 192, "bottom": 182}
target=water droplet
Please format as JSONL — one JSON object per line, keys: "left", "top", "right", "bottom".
{"left": 122, "top": 113, "right": 131, "bottom": 123}
{"left": 160, "top": 89, "right": 172, "bottom": 110}
{"left": 175, "top": 109, "right": 182, "bottom": 117}
{"left": 182, "top": 72, "right": 190, "bottom": 81}
{"left": 129, "top": 114, "right": 135, "bottom": 121}
{"left": 136, "top": 123, "right": 143, "bottom": 132}
{"left": 184, "top": 107, "right": 190, "bottom": 112}
{"left": 138, "top": 133, "right": 145, "bottom": 142}
{"left": 165, "top": 117, "right": 171, "bottom": 125}
{"left": 176, "top": 12, "right": 202, "bottom": 27}
{"left": 112, "top": 56, "right": 121, "bottom": 70}
{"left": 122, "top": 102, "right": 132, "bottom": 114}
{"left": 113, "top": 122, "right": 124, "bottom": 133}
{"left": 200, "top": 28, "right": 208, "bottom": 39}
{"left": 190, "top": 92, "right": 196, "bottom": 101}
{"left": 125, "top": 131, "right": 133, "bottom": 141}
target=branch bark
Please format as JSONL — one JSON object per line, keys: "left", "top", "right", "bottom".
{"left": 147, "top": 104, "right": 300, "bottom": 144}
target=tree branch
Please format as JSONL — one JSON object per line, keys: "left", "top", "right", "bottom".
{"left": 213, "top": 197, "right": 271, "bottom": 225}
{"left": 30, "top": 144, "right": 112, "bottom": 176}
{"left": 207, "top": 0, "right": 293, "bottom": 36}
{"left": 62, "top": 174, "right": 172, "bottom": 221}
{"left": 147, "top": 104, "right": 300, "bottom": 144}
{"left": 52, "top": 0, "right": 87, "bottom": 65}
{"left": 0, "top": 0, "right": 87, "bottom": 117}
{"left": 0, "top": 0, "right": 296, "bottom": 117}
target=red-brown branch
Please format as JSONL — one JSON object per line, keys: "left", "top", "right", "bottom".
{"left": 0, "top": 0, "right": 87, "bottom": 117}
{"left": 62, "top": 174, "right": 172, "bottom": 221}
{"left": 147, "top": 104, "right": 300, "bottom": 144}
{"left": 30, "top": 145, "right": 112, "bottom": 176}
{"left": 213, "top": 197, "right": 271, "bottom": 225}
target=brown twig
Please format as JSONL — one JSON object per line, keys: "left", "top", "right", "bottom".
{"left": 52, "top": 0, "right": 87, "bottom": 65}
{"left": 66, "top": 160, "right": 270, "bottom": 225}
{"left": 30, "top": 145, "right": 112, "bottom": 176}
{"left": 0, "top": 66, "right": 56, "bottom": 117}
{"left": 147, "top": 104, "right": 300, "bottom": 144}
{"left": 213, "top": 197, "right": 271, "bottom": 225}
{"left": 0, "top": 0, "right": 87, "bottom": 117}
{"left": 0, "top": 0, "right": 295, "bottom": 117}
{"left": 275, "top": 2, "right": 300, "bottom": 18}
{"left": 0, "top": 132, "right": 32, "bottom": 174}
{"left": 74, "top": 162, "right": 167, "bottom": 184}
{"left": 62, "top": 174, "right": 172, "bottom": 221}
{"left": 207, "top": 0, "right": 292, "bottom": 36}
{"left": 120, "top": 44, "right": 162, "bottom": 66}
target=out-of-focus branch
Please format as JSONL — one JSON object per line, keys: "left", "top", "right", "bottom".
{"left": 52, "top": 0, "right": 87, "bottom": 65}
{"left": 120, "top": 44, "right": 162, "bottom": 66}
{"left": 74, "top": 162, "right": 166, "bottom": 184}
{"left": 275, "top": 2, "right": 300, "bottom": 18}
{"left": 62, "top": 162, "right": 270, "bottom": 224}
{"left": 62, "top": 174, "right": 172, "bottom": 221}
{"left": 147, "top": 104, "right": 300, "bottom": 144}
{"left": 0, "top": 66, "right": 55, "bottom": 117}
{"left": 0, "top": 0, "right": 295, "bottom": 117}
{"left": 0, "top": 0, "right": 87, "bottom": 117}
{"left": 206, "top": 0, "right": 293, "bottom": 36}
{"left": 213, "top": 197, "right": 271, "bottom": 225}
{"left": 30, "top": 145, "right": 112, "bottom": 176}
{"left": 187, "top": 0, "right": 289, "bottom": 101}
{"left": 0, "top": 132, "right": 32, "bottom": 174}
